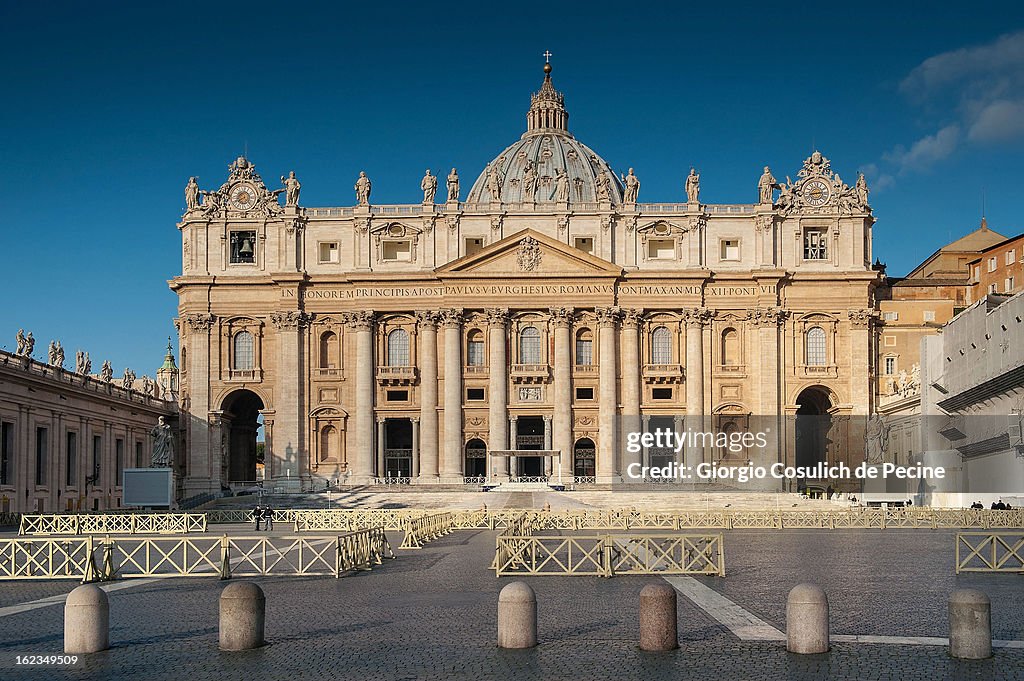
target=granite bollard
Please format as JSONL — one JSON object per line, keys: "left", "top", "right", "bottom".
{"left": 497, "top": 581, "right": 537, "bottom": 648}
{"left": 64, "top": 584, "right": 109, "bottom": 654}
{"left": 786, "top": 583, "right": 829, "bottom": 654}
{"left": 219, "top": 581, "right": 266, "bottom": 650}
{"left": 949, "top": 589, "right": 991, "bottom": 659}
{"left": 639, "top": 582, "right": 678, "bottom": 651}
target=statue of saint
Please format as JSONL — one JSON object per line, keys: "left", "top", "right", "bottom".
{"left": 758, "top": 166, "right": 777, "bottom": 204}
{"left": 185, "top": 177, "right": 200, "bottom": 211}
{"left": 354, "top": 171, "right": 372, "bottom": 206}
{"left": 142, "top": 375, "right": 153, "bottom": 395}
{"left": 446, "top": 168, "right": 459, "bottom": 202}
{"left": 82, "top": 352, "right": 91, "bottom": 375}
{"left": 486, "top": 164, "right": 502, "bottom": 202}
{"left": 420, "top": 169, "right": 437, "bottom": 204}
{"left": 55, "top": 341, "right": 64, "bottom": 368}
{"left": 910, "top": 363, "right": 920, "bottom": 390}
{"left": 856, "top": 172, "right": 869, "bottom": 206}
{"left": 522, "top": 161, "right": 538, "bottom": 202}
{"left": 122, "top": 368, "right": 135, "bottom": 390}
{"left": 23, "top": 332, "right": 34, "bottom": 358}
{"left": 150, "top": 416, "right": 174, "bottom": 467}
{"left": 864, "top": 414, "right": 889, "bottom": 464}
{"left": 75, "top": 350, "right": 85, "bottom": 373}
{"left": 200, "top": 189, "right": 222, "bottom": 214}
{"left": 48, "top": 341, "right": 57, "bottom": 365}
{"left": 15, "top": 329, "right": 26, "bottom": 355}
{"left": 281, "top": 171, "right": 301, "bottom": 207}
{"left": 100, "top": 360, "right": 113, "bottom": 383}
{"left": 685, "top": 168, "right": 700, "bottom": 203}
{"left": 595, "top": 172, "right": 610, "bottom": 202}
{"left": 554, "top": 168, "right": 570, "bottom": 203}
{"left": 623, "top": 168, "right": 640, "bottom": 203}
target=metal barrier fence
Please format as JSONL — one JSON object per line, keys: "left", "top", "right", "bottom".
{"left": 398, "top": 512, "right": 454, "bottom": 549}
{"left": 0, "top": 528, "right": 394, "bottom": 582}
{"left": 494, "top": 533, "right": 725, "bottom": 577}
{"left": 955, "top": 533, "right": 1024, "bottom": 574}
{"left": 18, "top": 513, "right": 208, "bottom": 536}
{"left": 293, "top": 508, "right": 430, "bottom": 532}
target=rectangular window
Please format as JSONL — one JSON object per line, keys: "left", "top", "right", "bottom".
{"left": 883, "top": 311, "right": 898, "bottom": 322}
{"left": 66, "top": 431, "right": 77, "bottom": 487}
{"left": 884, "top": 357, "right": 896, "bottom": 375}
{"left": 989, "top": 283, "right": 998, "bottom": 293}
{"left": 35, "top": 427, "right": 48, "bottom": 486}
{"left": 575, "top": 338, "right": 593, "bottom": 366}
{"left": 972, "top": 265, "right": 980, "bottom": 281}
{"left": 465, "top": 237, "right": 484, "bottom": 256}
{"left": 93, "top": 435, "right": 102, "bottom": 483}
{"left": 135, "top": 441, "right": 143, "bottom": 469}
{"left": 803, "top": 229, "right": 827, "bottom": 260}
{"left": 575, "top": 387, "right": 594, "bottom": 400}
{"left": 466, "top": 388, "right": 485, "bottom": 401}
{"left": 652, "top": 387, "right": 673, "bottom": 400}
{"left": 116, "top": 439, "right": 124, "bottom": 486}
{"left": 386, "top": 390, "right": 408, "bottom": 402}
{"left": 467, "top": 339, "right": 485, "bottom": 366}
{"left": 988, "top": 257, "right": 997, "bottom": 272}
{"left": 318, "top": 242, "right": 339, "bottom": 263}
{"left": 1005, "top": 277, "right": 1014, "bottom": 292}
{"left": 720, "top": 239, "right": 739, "bottom": 261}
{"left": 884, "top": 335, "right": 896, "bottom": 347}
{"left": 0, "top": 421, "right": 13, "bottom": 486}
{"left": 647, "top": 239, "right": 675, "bottom": 260}
{"left": 382, "top": 241, "right": 411, "bottom": 261}
{"left": 923, "top": 310, "right": 935, "bottom": 322}
{"left": 1007, "top": 250, "right": 1016, "bottom": 265}
{"left": 574, "top": 237, "right": 594, "bottom": 254}
{"left": 229, "top": 231, "right": 257, "bottom": 264}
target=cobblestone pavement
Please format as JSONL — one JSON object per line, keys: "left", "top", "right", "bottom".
{"left": 0, "top": 528, "right": 1022, "bottom": 680}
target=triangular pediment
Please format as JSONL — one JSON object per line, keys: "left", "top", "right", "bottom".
{"left": 436, "top": 229, "right": 622, "bottom": 277}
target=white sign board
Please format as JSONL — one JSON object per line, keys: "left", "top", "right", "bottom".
{"left": 123, "top": 468, "right": 173, "bottom": 507}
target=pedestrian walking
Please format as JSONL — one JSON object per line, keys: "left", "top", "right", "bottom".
{"left": 253, "top": 504, "right": 263, "bottom": 531}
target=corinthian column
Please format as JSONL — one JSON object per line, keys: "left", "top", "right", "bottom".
{"left": 620, "top": 309, "right": 643, "bottom": 475}
{"left": 182, "top": 313, "right": 215, "bottom": 497}
{"left": 684, "top": 307, "right": 713, "bottom": 467}
{"left": 550, "top": 307, "right": 574, "bottom": 482}
{"left": 270, "top": 310, "right": 310, "bottom": 489}
{"left": 486, "top": 308, "right": 509, "bottom": 478}
{"left": 346, "top": 311, "right": 375, "bottom": 483}
{"left": 596, "top": 307, "right": 620, "bottom": 482}
{"left": 416, "top": 311, "right": 440, "bottom": 482}
{"left": 440, "top": 309, "right": 464, "bottom": 481}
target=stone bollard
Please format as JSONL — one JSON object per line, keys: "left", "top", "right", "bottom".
{"left": 219, "top": 581, "right": 266, "bottom": 651}
{"left": 639, "top": 583, "right": 678, "bottom": 651}
{"left": 786, "top": 583, "right": 829, "bottom": 654}
{"left": 64, "top": 584, "right": 109, "bottom": 654}
{"left": 949, "top": 589, "right": 991, "bottom": 659}
{"left": 497, "top": 581, "right": 537, "bottom": 649}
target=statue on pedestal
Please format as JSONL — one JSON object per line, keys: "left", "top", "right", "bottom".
{"left": 281, "top": 171, "right": 301, "bottom": 207}
{"left": 522, "top": 161, "right": 537, "bottom": 202}
{"left": 865, "top": 414, "right": 889, "bottom": 464}
{"left": 54, "top": 341, "right": 64, "bottom": 368}
{"left": 185, "top": 177, "right": 200, "bottom": 211}
{"left": 595, "top": 172, "right": 611, "bottom": 202}
{"left": 100, "top": 360, "right": 113, "bottom": 383}
{"left": 486, "top": 164, "right": 502, "bottom": 202}
{"left": 685, "top": 168, "right": 700, "bottom": 203}
{"left": 446, "top": 168, "right": 460, "bottom": 202}
{"left": 758, "top": 166, "right": 777, "bottom": 204}
{"left": 122, "top": 368, "right": 136, "bottom": 390}
{"left": 150, "top": 416, "right": 173, "bottom": 467}
{"left": 15, "top": 329, "right": 26, "bottom": 355}
{"left": 48, "top": 341, "right": 57, "bottom": 365}
{"left": 23, "top": 332, "right": 34, "bottom": 358}
{"left": 554, "top": 168, "right": 570, "bottom": 203}
{"left": 142, "top": 375, "right": 153, "bottom": 395}
{"left": 420, "top": 169, "right": 437, "bottom": 204}
{"left": 622, "top": 168, "right": 640, "bottom": 203}
{"left": 354, "top": 171, "right": 372, "bottom": 206}
{"left": 856, "top": 172, "right": 869, "bottom": 207}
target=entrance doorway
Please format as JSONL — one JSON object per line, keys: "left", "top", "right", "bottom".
{"left": 573, "top": 438, "right": 595, "bottom": 480}
{"left": 516, "top": 416, "right": 545, "bottom": 478}
{"left": 464, "top": 438, "right": 486, "bottom": 479}
{"left": 222, "top": 390, "right": 264, "bottom": 483}
{"left": 795, "top": 387, "right": 832, "bottom": 492}
{"left": 383, "top": 419, "right": 413, "bottom": 478}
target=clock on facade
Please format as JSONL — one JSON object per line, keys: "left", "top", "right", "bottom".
{"left": 802, "top": 179, "right": 830, "bottom": 207}
{"left": 229, "top": 184, "right": 258, "bottom": 211}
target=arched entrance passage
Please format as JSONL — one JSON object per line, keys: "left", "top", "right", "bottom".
{"left": 465, "top": 438, "right": 486, "bottom": 479}
{"left": 573, "top": 438, "right": 595, "bottom": 480}
{"left": 795, "top": 387, "right": 832, "bottom": 491}
{"left": 221, "top": 389, "right": 265, "bottom": 483}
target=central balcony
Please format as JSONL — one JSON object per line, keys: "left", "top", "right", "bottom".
{"left": 642, "top": 364, "right": 684, "bottom": 383}
{"left": 376, "top": 365, "right": 418, "bottom": 385}
{"left": 510, "top": 363, "right": 550, "bottom": 384}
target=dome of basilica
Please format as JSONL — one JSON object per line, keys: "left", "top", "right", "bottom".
{"left": 466, "top": 64, "right": 623, "bottom": 205}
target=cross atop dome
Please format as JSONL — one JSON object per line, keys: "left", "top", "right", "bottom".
{"left": 527, "top": 54, "right": 568, "bottom": 135}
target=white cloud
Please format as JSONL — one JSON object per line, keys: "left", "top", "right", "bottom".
{"left": 967, "top": 99, "right": 1024, "bottom": 142}
{"left": 901, "top": 31, "right": 1024, "bottom": 100}
{"left": 882, "top": 124, "right": 960, "bottom": 173}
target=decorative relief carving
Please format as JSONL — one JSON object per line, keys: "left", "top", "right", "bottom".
{"left": 594, "top": 307, "right": 622, "bottom": 327}
{"left": 485, "top": 308, "right": 510, "bottom": 327}
{"left": 600, "top": 214, "right": 614, "bottom": 232}
{"left": 490, "top": 215, "right": 504, "bottom": 234}
{"left": 414, "top": 310, "right": 440, "bottom": 329}
{"left": 519, "top": 387, "right": 542, "bottom": 401}
{"left": 446, "top": 215, "right": 461, "bottom": 232}
{"left": 184, "top": 313, "right": 216, "bottom": 332}
{"left": 343, "top": 310, "right": 375, "bottom": 330}
{"left": 776, "top": 151, "right": 870, "bottom": 217}
{"left": 847, "top": 308, "right": 878, "bottom": 328}
{"left": 747, "top": 307, "right": 789, "bottom": 327}
{"left": 621, "top": 308, "right": 644, "bottom": 329}
{"left": 182, "top": 240, "right": 192, "bottom": 270}
{"left": 755, "top": 215, "right": 774, "bottom": 232}
{"left": 517, "top": 236, "right": 543, "bottom": 272}
{"left": 191, "top": 156, "right": 284, "bottom": 220}
{"left": 683, "top": 307, "right": 714, "bottom": 327}
{"left": 556, "top": 214, "right": 569, "bottom": 234}
{"left": 548, "top": 307, "right": 574, "bottom": 327}
{"left": 439, "top": 308, "right": 464, "bottom": 328}
{"left": 270, "top": 310, "right": 311, "bottom": 330}
{"left": 687, "top": 215, "right": 707, "bottom": 232}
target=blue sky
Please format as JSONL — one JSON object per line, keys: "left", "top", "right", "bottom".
{"left": 2, "top": 1, "right": 1024, "bottom": 373}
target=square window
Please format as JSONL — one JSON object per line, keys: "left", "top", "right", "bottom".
{"left": 382, "top": 241, "right": 411, "bottom": 262}
{"left": 574, "top": 237, "right": 594, "bottom": 254}
{"left": 720, "top": 239, "right": 739, "bottom": 261}
{"left": 230, "top": 231, "right": 257, "bottom": 264}
{"left": 318, "top": 242, "right": 339, "bottom": 263}
{"left": 466, "top": 388, "right": 485, "bottom": 401}
{"left": 575, "top": 387, "right": 594, "bottom": 400}
{"left": 465, "top": 237, "right": 484, "bottom": 256}
{"left": 803, "top": 229, "right": 827, "bottom": 260}
{"left": 652, "top": 387, "right": 673, "bottom": 400}
{"left": 923, "top": 310, "right": 935, "bottom": 322}
{"left": 386, "top": 390, "right": 408, "bottom": 402}
{"left": 647, "top": 239, "right": 675, "bottom": 260}
{"left": 884, "top": 335, "right": 896, "bottom": 347}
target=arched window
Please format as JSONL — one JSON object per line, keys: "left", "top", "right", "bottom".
{"left": 721, "top": 328, "right": 738, "bottom": 366}
{"left": 805, "top": 327, "right": 826, "bottom": 366}
{"left": 319, "top": 425, "right": 335, "bottom": 463}
{"left": 575, "top": 329, "right": 593, "bottom": 366}
{"left": 319, "top": 331, "right": 337, "bottom": 368}
{"left": 233, "top": 331, "right": 254, "bottom": 370}
{"left": 467, "top": 329, "right": 485, "bottom": 366}
{"left": 651, "top": 326, "right": 671, "bottom": 364}
{"left": 519, "top": 326, "right": 541, "bottom": 364}
{"left": 387, "top": 328, "right": 410, "bottom": 366}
